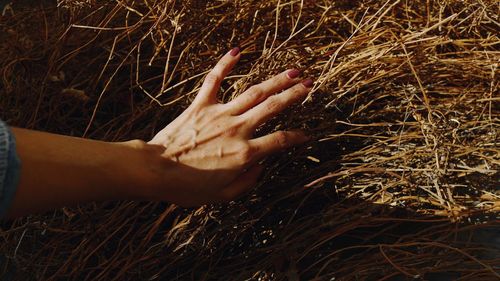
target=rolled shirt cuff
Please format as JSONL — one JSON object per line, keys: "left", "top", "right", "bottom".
{"left": 0, "top": 121, "right": 21, "bottom": 218}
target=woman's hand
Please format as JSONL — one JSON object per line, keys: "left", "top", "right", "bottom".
{"left": 144, "top": 48, "right": 313, "bottom": 206}
{"left": 5, "top": 48, "right": 312, "bottom": 218}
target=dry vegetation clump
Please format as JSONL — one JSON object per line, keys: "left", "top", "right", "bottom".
{"left": 0, "top": 0, "right": 498, "bottom": 280}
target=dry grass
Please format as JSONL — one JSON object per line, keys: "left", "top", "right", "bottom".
{"left": 0, "top": 0, "right": 498, "bottom": 280}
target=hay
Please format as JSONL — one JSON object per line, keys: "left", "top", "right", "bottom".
{"left": 0, "top": 0, "right": 499, "bottom": 280}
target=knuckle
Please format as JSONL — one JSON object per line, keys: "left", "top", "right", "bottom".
{"left": 275, "top": 131, "right": 289, "bottom": 148}
{"left": 205, "top": 72, "right": 222, "bottom": 85}
{"left": 224, "top": 125, "right": 238, "bottom": 136}
{"left": 238, "top": 143, "right": 254, "bottom": 163}
{"left": 265, "top": 96, "right": 281, "bottom": 112}
{"left": 223, "top": 119, "right": 243, "bottom": 136}
{"left": 247, "top": 85, "right": 264, "bottom": 101}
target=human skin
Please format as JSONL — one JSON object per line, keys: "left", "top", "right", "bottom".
{"left": 6, "top": 48, "right": 313, "bottom": 218}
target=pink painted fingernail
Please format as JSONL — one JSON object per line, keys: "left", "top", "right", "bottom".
{"left": 287, "top": 69, "right": 301, "bottom": 79}
{"left": 229, "top": 47, "right": 240, "bottom": 56}
{"left": 302, "top": 78, "right": 314, "bottom": 88}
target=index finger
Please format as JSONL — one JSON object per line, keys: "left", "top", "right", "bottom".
{"left": 193, "top": 47, "right": 241, "bottom": 106}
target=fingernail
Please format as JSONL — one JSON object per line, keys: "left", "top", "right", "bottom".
{"left": 229, "top": 47, "right": 240, "bottom": 56}
{"left": 302, "top": 79, "right": 314, "bottom": 88}
{"left": 287, "top": 69, "right": 301, "bottom": 79}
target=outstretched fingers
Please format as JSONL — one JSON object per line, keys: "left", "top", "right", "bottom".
{"left": 194, "top": 47, "right": 241, "bottom": 106}
{"left": 226, "top": 69, "right": 302, "bottom": 115}
{"left": 241, "top": 79, "right": 313, "bottom": 131}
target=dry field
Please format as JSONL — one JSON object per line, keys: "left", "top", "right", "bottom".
{"left": 0, "top": 0, "right": 498, "bottom": 280}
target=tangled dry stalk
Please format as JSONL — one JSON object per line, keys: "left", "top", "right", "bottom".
{"left": 0, "top": 0, "right": 499, "bottom": 280}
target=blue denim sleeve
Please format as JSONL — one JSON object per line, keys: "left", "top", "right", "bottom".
{"left": 0, "top": 120, "right": 21, "bottom": 217}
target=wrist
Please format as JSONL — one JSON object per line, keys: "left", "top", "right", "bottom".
{"left": 115, "top": 139, "right": 167, "bottom": 201}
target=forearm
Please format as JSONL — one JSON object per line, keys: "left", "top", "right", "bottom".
{"left": 7, "top": 128, "right": 154, "bottom": 218}
{"left": 3, "top": 48, "right": 311, "bottom": 218}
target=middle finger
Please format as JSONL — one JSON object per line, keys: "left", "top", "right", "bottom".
{"left": 239, "top": 79, "right": 313, "bottom": 131}
{"left": 225, "top": 69, "right": 302, "bottom": 115}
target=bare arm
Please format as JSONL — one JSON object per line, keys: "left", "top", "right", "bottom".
{"left": 7, "top": 129, "right": 152, "bottom": 217}
{"left": 6, "top": 48, "right": 312, "bottom": 218}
